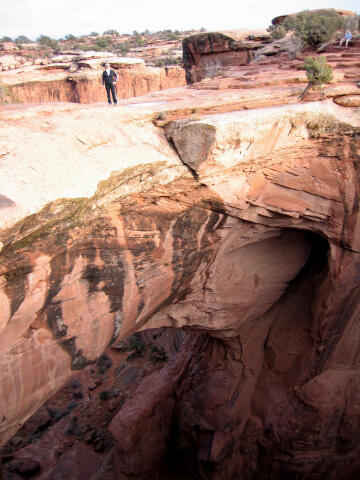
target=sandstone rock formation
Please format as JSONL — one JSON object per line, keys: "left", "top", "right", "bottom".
{"left": 0, "top": 51, "right": 185, "bottom": 104}
{"left": 0, "top": 27, "right": 360, "bottom": 480}
{"left": 182, "top": 30, "right": 269, "bottom": 83}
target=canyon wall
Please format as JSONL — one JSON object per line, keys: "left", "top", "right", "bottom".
{"left": 0, "top": 55, "right": 185, "bottom": 104}
{"left": 0, "top": 96, "right": 360, "bottom": 478}
{"left": 6, "top": 66, "right": 185, "bottom": 104}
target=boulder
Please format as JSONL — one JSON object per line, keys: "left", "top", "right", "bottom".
{"left": 334, "top": 94, "right": 360, "bottom": 106}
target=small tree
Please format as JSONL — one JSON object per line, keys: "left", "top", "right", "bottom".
{"left": 15, "top": 35, "right": 31, "bottom": 44}
{"left": 1, "top": 36, "right": 13, "bottom": 42}
{"left": 300, "top": 56, "right": 333, "bottom": 99}
{"left": 134, "top": 35, "right": 144, "bottom": 47}
{"left": 117, "top": 43, "right": 130, "bottom": 56}
{"left": 64, "top": 34, "right": 76, "bottom": 41}
{"left": 95, "top": 36, "right": 111, "bottom": 49}
{"left": 37, "top": 35, "right": 59, "bottom": 50}
{"left": 103, "top": 29, "right": 118, "bottom": 35}
{"left": 283, "top": 9, "right": 342, "bottom": 49}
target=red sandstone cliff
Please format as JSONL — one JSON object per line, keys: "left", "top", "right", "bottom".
{"left": 0, "top": 54, "right": 185, "bottom": 104}
{"left": 0, "top": 30, "right": 360, "bottom": 480}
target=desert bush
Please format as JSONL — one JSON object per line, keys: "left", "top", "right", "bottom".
{"left": 149, "top": 345, "right": 168, "bottom": 364}
{"left": 126, "top": 336, "right": 146, "bottom": 361}
{"left": 134, "top": 36, "right": 144, "bottom": 47}
{"left": 283, "top": 9, "right": 342, "bottom": 49}
{"left": 117, "top": 43, "right": 130, "bottom": 56}
{"left": 155, "top": 57, "right": 181, "bottom": 67}
{"left": 37, "top": 35, "right": 59, "bottom": 50}
{"left": 95, "top": 36, "right": 111, "bottom": 48}
{"left": 64, "top": 34, "right": 76, "bottom": 41}
{"left": 89, "top": 31, "right": 99, "bottom": 36}
{"left": 300, "top": 56, "right": 333, "bottom": 99}
{"left": 103, "top": 29, "right": 118, "bottom": 35}
{"left": 165, "top": 32, "right": 179, "bottom": 41}
{"left": 15, "top": 35, "right": 31, "bottom": 44}
{"left": 267, "top": 24, "right": 286, "bottom": 40}
{"left": 99, "top": 390, "right": 110, "bottom": 401}
{"left": 304, "top": 56, "right": 333, "bottom": 86}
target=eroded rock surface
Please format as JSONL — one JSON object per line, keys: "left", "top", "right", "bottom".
{"left": 0, "top": 52, "right": 185, "bottom": 104}
{"left": 0, "top": 37, "right": 360, "bottom": 479}
{"left": 182, "top": 30, "right": 268, "bottom": 83}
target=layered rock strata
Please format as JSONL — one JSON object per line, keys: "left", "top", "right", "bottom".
{"left": 182, "top": 31, "right": 269, "bottom": 83}
{"left": 0, "top": 52, "right": 185, "bottom": 104}
{"left": 0, "top": 92, "right": 360, "bottom": 479}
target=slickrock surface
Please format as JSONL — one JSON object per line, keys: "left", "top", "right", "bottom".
{"left": 0, "top": 29, "right": 360, "bottom": 480}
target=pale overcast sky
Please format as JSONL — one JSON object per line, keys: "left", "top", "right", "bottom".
{"left": 0, "top": 0, "right": 359, "bottom": 39}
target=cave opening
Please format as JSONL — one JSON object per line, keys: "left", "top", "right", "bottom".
{"left": 159, "top": 229, "right": 332, "bottom": 480}
{"left": 1, "top": 227, "right": 333, "bottom": 480}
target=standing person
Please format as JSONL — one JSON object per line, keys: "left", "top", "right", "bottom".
{"left": 339, "top": 29, "right": 352, "bottom": 48}
{"left": 102, "top": 62, "right": 118, "bottom": 105}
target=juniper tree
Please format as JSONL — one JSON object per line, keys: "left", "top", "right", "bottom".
{"left": 300, "top": 56, "right": 333, "bottom": 100}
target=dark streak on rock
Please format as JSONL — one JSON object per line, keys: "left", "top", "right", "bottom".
{"left": 83, "top": 264, "right": 102, "bottom": 294}
{"left": 4, "top": 263, "right": 32, "bottom": 317}
{"left": 61, "top": 338, "right": 90, "bottom": 370}
{"left": 99, "top": 247, "right": 125, "bottom": 314}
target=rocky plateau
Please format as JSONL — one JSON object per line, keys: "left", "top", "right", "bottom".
{"left": 0, "top": 15, "right": 360, "bottom": 480}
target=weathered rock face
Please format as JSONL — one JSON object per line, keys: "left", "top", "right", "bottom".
{"left": 182, "top": 31, "right": 268, "bottom": 83}
{"left": 0, "top": 94, "right": 360, "bottom": 479}
{"left": 106, "top": 104, "right": 360, "bottom": 480}
{"left": 5, "top": 65, "right": 185, "bottom": 104}
{"left": 0, "top": 96, "right": 360, "bottom": 479}
{"left": 0, "top": 52, "right": 186, "bottom": 104}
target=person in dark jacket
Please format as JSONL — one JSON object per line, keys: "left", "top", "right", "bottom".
{"left": 102, "top": 62, "right": 118, "bottom": 104}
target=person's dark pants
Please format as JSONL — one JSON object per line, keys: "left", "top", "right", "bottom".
{"left": 105, "top": 83, "right": 117, "bottom": 104}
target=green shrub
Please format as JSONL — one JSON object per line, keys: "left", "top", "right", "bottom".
{"left": 154, "top": 57, "right": 181, "bottom": 67}
{"left": 134, "top": 36, "right": 144, "bottom": 47}
{"left": 166, "top": 32, "right": 179, "bottom": 41}
{"left": 15, "top": 35, "right": 31, "bottom": 44}
{"left": 283, "top": 9, "right": 342, "bottom": 49}
{"left": 37, "top": 35, "right": 59, "bottom": 50}
{"left": 117, "top": 44, "right": 130, "bottom": 56}
{"left": 149, "top": 345, "right": 168, "bottom": 364}
{"left": 267, "top": 24, "right": 286, "bottom": 40}
{"left": 95, "top": 36, "right": 111, "bottom": 49}
{"left": 300, "top": 56, "right": 333, "bottom": 99}
{"left": 103, "top": 29, "right": 118, "bottom": 35}
{"left": 1, "top": 36, "right": 13, "bottom": 42}
{"left": 304, "top": 56, "right": 333, "bottom": 86}
{"left": 126, "top": 336, "right": 145, "bottom": 361}
{"left": 99, "top": 390, "right": 110, "bottom": 401}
